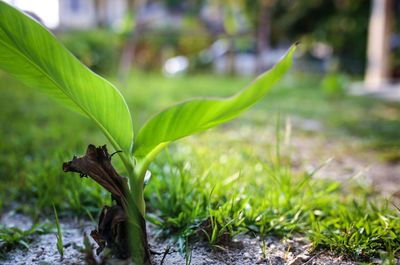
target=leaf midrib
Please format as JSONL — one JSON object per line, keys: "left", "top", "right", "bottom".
{"left": 0, "top": 33, "right": 124, "bottom": 152}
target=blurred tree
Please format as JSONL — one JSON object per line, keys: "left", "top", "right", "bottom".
{"left": 118, "top": 0, "right": 148, "bottom": 80}
{"left": 276, "top": 0, "right": 371, "bottom": 73}
{"left": 244, "top": 0, "right": 371, "bottom": 73}
{"left": 106, "top": 0, "right": 380, "bottom": 75}
{"left": 365, "top": 0, "right": 394, "bottom": 88}
{"left": 393, "top": 0, "right": 400, "bottom": 79}
{"left": 223, "top": 0, "right": 240, "bottom": 75}
{"left": 254, "top": 0, "right": 276, "bottom": 73}
{"left": 94, "top": 0, "right": 107, "bottom": 27}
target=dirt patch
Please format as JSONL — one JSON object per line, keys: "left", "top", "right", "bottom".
{"left": 1, "top": 211, "right": 90, "bottom": 265}
{"left": 150, "top": 233, "right": 356, "bottom": 265}
{"left": 0, "top": 211, "right": 361, "bottom": 265}
{"left": 224, "top": 121, "right": 400, "bottom": 199}
{"left": 287, "top": 132, "right": 400, "bottom": 200}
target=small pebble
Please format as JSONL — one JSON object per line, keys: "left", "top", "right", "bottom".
{"left": 269, "top": 256, "right": 285, "bottom": 265}
{"left": 288, "top": 254, "right": 310, "bottom": 265}
{"left": 63, "top": 242, "right": 72, "bottom": 248}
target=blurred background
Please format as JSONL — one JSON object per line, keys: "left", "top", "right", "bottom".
{"left": 3, "top": 0, "right": 400, "bottom": 85}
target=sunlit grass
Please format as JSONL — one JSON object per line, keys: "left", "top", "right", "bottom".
{"left": 145, "top": 128, "right": 400, "bottom": 260}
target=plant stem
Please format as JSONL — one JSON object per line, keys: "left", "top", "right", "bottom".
{"left": 131, "top": 180, "right": 146, "bottom": 216}
{"left": 135, "top": 142, "right": 169, "bottom": 184}
{"left": 63, "top": 144, "right": 152, "bottom": 264}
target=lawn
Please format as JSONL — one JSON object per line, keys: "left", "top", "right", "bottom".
{"left": 1, "top": 69, "right": 399, "bottom": 264}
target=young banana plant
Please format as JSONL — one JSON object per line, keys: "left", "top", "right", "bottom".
{"left": 0, "top": 2, "right": 296, "bottom": 264}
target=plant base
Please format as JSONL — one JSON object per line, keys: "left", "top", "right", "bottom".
{"left": 63, "top": 144, "right": 152, "bottom": 264}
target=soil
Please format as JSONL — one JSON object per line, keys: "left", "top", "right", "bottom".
{"left": 237, "top": 119, "right": 400, "bottom": 199}
{"left": 150, "top": 233, "right": 356, "bottom": 265}
{"left": 288, "top": 130, "right": 400, "bottom": 201}
{"left": 0, "top": 211, "right": 89, "bottom": 265}
{"left": 1, "top": 210, "right": 359, "bottom": 265}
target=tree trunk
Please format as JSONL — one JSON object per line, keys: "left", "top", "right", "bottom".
{"left": 256, "top": 0, "right": 273, "bottom": 74}
{"left": 118, "top": 0, "right": 147, "bottom": 81}
{"left": 94, "top": 0, "right": 107, "bottom": 27}
{"left": 227, "top": 37, "right": 236, "bottom": 75}
{"left": 365, "top": 0, "right": 393, "bottom": 89}
{"left": 63, "top": 145, "right": 152, "bottom": 264}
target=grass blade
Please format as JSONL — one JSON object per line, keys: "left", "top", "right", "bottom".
{"left": 53, "top": 204, "right": 64, "bottom": 258}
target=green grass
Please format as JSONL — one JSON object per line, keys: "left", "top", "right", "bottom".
{"left": 0, "top": 73, "right": 110, "bottom": 218}
{"left": 0, "top": 222, "right": 52, "bottom": 256}
{"left": 0, "top": 70, "right": 399, "bottom": 261}
{"left": 145, "top": 131, "right": 400, "bottom": 261}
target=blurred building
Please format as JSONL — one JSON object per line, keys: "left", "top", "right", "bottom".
{"left": 3, "top": 0, "right": 127, "bottom": 29}
{"left": 58, "top": 0, "right": 127, "bottom": 29}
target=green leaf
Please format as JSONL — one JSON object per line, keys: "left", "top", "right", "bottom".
{"left": 134, "top": 45, "right": 296, "bottom": 157}
{"left": 0, "top": 2, "right": 133, "bottom": 156}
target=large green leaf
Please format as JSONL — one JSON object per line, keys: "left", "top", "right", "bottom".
{"left": 134, "top": 45, "right": 296, "bottom": 157}
{"left": 0, "top": 2, "right": 133, "bottom": 156}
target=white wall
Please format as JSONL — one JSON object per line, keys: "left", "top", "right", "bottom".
{"left": 3, "top": 0, "right": 59, "bottom": 29}
{"left": 58, "top": 0, "right": 127, "bottom": 29}
{"left": 58, "top": 0, "right": 96, "bottom": 29}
